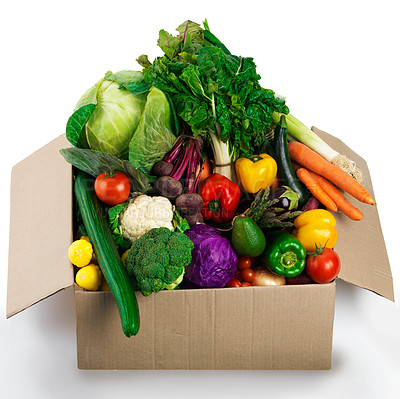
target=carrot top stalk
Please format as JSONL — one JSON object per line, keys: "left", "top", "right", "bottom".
{"left": 288, "top": 141, "right": 375, "bottom": 205}
{"left": 296, "top": 168, "right": 338, "bottom": 212}
{"left": 307, "top": 170, "right": 363, "bottom": 221}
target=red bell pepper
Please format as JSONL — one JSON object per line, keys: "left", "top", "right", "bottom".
{"left": 199, "top": 173, "right": 241, "bottom": 223}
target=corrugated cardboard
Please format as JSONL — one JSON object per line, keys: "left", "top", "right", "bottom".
{"left": 6, "top": 128, "right": 394, "bottom": 370}
{"left": 75, "top": 283, "right": 335, "bottom": 370}
{"left": 7, "top": 135, "right": 73, "bottom": 318}
{"left": 313, "top": 127, "right": 394, "bottom": 301}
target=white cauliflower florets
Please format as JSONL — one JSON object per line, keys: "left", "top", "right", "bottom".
{"left": 119, "top": 195, "right": 174, "bottom": 242}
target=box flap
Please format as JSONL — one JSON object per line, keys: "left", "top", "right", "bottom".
{"left": 312, "top": 127, "right": 394, "bottom": 301}
{"left": 7, "top": 134, "right": 74, "bottom": 318}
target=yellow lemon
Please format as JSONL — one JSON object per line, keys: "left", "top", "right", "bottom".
{"left": 75, "top": 264, "right": 102, "bottom": 291}
{"left": 68, "top": 239, "right": 93, "bottom": 267}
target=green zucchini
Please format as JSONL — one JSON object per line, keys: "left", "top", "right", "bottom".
{"left": 74, "top": 170, "right": 140, "bottom": 337}
{"left": 273, "top": 115, "right": 309, "bottom": 208}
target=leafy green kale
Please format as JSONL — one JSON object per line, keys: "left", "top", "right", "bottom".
{"left": 59, "top": 147, "right": 150, "bottom": 192}
{"left": 137, "top": 20, "right": 289, "bottom": 158}
{"left": 108, "top": 201, "right": 131, "bottom": 251}
{"left": 125, "top": 227, "right": 194, "bottom": 296}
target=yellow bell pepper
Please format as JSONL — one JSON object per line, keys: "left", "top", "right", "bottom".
{"left": 235, "top": 154, "right": 277, "bottom": 194}
{"left": 293, "top": 209, "right": 337, "bottom": 252}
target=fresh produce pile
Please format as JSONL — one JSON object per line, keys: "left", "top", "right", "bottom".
{"left": 62, "top": 20, "right": 375, "bottom": 337}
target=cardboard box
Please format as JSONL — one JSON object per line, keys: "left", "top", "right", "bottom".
{"left": 6, "top": 128, "right": 394, "bottom": 370}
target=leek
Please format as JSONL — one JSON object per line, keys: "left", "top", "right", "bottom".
{"left": 272, "top": 112, "right": 362, "bottom": 182}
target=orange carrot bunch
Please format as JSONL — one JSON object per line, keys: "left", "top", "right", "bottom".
{"left": 288, "top": 141, "right": 375, "bottom": 221}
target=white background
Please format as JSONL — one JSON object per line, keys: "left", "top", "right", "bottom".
{"left": 1, "top": 1, "right": 400, "bottom": 398}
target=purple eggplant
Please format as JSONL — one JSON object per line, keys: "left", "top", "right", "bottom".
{"left": 268, "top": 186, "right": 300, "bottom": 213}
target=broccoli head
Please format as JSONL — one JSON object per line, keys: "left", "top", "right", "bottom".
{"left": 125, "top": 227, "right": 194, "bottom": 296}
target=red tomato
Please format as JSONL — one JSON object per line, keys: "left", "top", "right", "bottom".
{"left": 238, "top": 256, "right": 252, "bottom": 270}
{"left": 94, "top": 171, "right": 131, "bottom": 206}
{"left": 241, "top": 282, "right": 252, "bottom": 287}
{"left": 306, "top": 248, "right": 341, "bottom": 284}
{"left": 240, "top": 268, "right": 255, "bottom": 283}
{"left": 226, "top": 278, "right": 241, "bottom": 288}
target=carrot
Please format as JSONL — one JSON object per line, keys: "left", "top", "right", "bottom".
{"left": 296, "top": 168, "right": 338, "bottom": 212}
{"left": 288, "top": 141, "right": 375, "bottom": 205}
{"left": 307, "top": 170, "right": 363, "bottom": 221}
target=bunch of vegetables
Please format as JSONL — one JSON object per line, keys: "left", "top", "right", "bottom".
{"left": 62, "top": 19, "right": 376, "bottom": 338}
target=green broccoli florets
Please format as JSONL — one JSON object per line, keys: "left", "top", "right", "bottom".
{"left": 125, "top": 227, "right": 194, "bottom": 296}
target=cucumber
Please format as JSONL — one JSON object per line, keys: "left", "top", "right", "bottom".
{"left": 74, "top": 171, "right": 140, "bottom": 337}
{"left": 273, "top": 115, "right": 309, "bottom": 208}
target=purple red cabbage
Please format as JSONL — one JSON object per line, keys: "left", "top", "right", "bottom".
{"left": 185, "top": 224, "right": 238, "bottom": 288}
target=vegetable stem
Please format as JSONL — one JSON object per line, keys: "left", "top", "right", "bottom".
{"left": 272, "top": 112, "right": 338, "bottom": 162}
{"left": 209, "top": 129, "right": 235, "bottom": 182}
{"left": 170, "top": 139, "right": 194, "bottom": 181}
{"left": 167, "top": 134, "right": 204, "bottom": 193}
{"left": 164, "top": 135, "right": 185, "bottom": 163}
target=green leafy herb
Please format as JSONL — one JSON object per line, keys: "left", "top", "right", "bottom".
{"left": 60, "top": 147, "right": 150, "bottom": 193}
{"left": 108, "top": 202, "right": 132, "bottom": 251}
{"left": 136, "top": 55, "right": 152, "bottom": 69}
{"left": 138, "top": 20, "right": 289, "bottom": 181}
{"left": 104, "top": 70, "right": 151, "bottom": 94}
{"left": 173, "top": 209, "right": 190, "bottom": 233}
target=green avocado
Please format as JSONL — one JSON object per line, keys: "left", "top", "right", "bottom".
{"left": 232, "top": 216, "right": 266, "bottom": 257}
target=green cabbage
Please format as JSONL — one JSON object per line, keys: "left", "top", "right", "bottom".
{"left": 129, "top": 87, "right": 176, "bottom": 174}
{"left": 66, "top": 71, "right": 177, "bottom": 166}
{"left": 66, "top": 71, "right": 148, "bottom": 158}
{"left": 86, "top": 80, "right": 146, "bottom": 157}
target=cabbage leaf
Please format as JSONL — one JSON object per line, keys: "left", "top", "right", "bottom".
{"left": 66, "top": 80, "right": 101, "bottom": 148}
{"left": 129, "top": 87, "right": 176, "bottom": 174}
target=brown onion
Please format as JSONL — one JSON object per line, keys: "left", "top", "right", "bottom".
{"left": 252, "top": 268, "right": 286, "bottom": 286}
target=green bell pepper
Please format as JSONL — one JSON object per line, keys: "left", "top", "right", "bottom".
{"left": 262, "top": 231, "right": 306, "bottom": 278}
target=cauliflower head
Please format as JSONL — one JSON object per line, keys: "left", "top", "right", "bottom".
{"left": 119, "top": 195, "right": 174, "bottom": 242}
